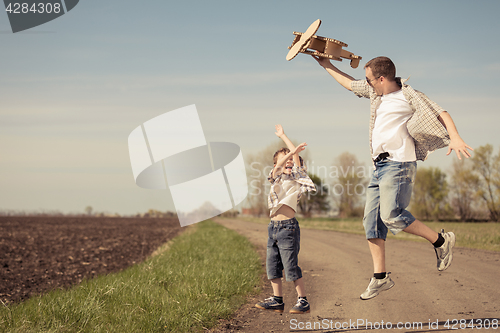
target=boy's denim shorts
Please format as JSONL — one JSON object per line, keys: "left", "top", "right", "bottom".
{"left": 363, "top": 160, "right": 417, "bottom": 240}
{"left": 266, "top": 217, "right": 302, "bottom": 282}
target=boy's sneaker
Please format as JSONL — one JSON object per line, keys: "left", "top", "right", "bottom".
{"left": 255, "top": 297, "right": 284, "bottom": 313}
{"left": 289, "top": 298, "right": 310, "bottom": 314}
{"left": 435, "top": 229, "right": 455, "bottom": 271}
{"left": 360, "top": 273, "right": 395, "bottom": 300}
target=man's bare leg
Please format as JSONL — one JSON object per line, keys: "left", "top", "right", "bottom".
{"left": 403, "top": 219, "right": 439, "bottom": 243}
{"left": 361, "top": 238, "right": 394, "bottom": 300}
{"left": 404, "top": 219, "right": 455, "bottom": 271}
{"left": 368, "top": 238, "right": 386, "bottom": 273}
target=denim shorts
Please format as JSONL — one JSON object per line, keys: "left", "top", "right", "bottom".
{"left": 363, "top": 160, "right": 417, "bottom": 240}
{"left": 266, "top": 217, "right": 302, "bottom": 282}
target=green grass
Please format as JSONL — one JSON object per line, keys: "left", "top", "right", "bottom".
{"left": 0, "top": 220, "right": 262, "bottom": 333}
{"left": 237, "top": 216, "right": 500, "bottom": 252}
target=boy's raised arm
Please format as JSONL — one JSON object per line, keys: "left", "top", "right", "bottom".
{"left": 275, "top": 124, "right": 301, "bottom": 167}
{"left": 272, "top": 143, "right": 307, "bottom": 179}
{"left": 272, "top": 150, "right": 293, "bottom": 179}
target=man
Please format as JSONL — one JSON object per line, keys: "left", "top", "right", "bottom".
{"left": 313, "top": 55, "right": 472, "bottom": 300}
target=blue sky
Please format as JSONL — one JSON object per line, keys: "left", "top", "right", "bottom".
{"left": 1, "top": 0, "right": 499, "bottom": 215}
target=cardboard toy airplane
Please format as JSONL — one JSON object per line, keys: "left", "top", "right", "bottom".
{"left": 286, "top": 19, "right": 362, "bottom": 68}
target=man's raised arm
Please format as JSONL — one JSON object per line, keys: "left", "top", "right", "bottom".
{"left": 312, "top": 56, "right": 355, "bottom": 91}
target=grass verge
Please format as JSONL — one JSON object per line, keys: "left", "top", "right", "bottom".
{"left": 237, "top": 216, "right": 500, "bottom": 252}
{"left": 0, "top": 220, "right": 262, "bottom": 333}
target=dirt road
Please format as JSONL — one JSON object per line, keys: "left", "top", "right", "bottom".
{"left": 213, "top": 218, "right": 500, "bottom": 332}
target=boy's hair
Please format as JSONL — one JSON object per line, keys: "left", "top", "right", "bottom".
{"left": 273, "top": 147, "right": 290, "bottom": 165}
{"left": 364, "top": 56, "right": 396, "bottom": 82}
{"left": 272, "top": 148, "right": 305, "bottom": 167}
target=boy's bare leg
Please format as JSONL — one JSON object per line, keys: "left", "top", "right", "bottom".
{"left": 270, "top": 278, "right": 283, "bottom": 297}
{"left": 368, "top": 238, "right": 386, "bottom": 273}
{"left": 294, "top": 277, "right": 306, "bottom": 297}
{"left": 403, "top": 219, "right": 439, "bottom": 243}
{"left": 256, "top": 278, "right": 285, "bottom": 311}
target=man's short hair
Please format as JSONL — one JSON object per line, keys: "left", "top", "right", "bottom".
{"left": 273, "top": 147, "right": 290, "bottom": 165}
{"left": 364, "top": 56, "right": 396, "bottom": 81}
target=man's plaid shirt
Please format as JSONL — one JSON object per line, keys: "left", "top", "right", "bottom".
{"left": 351, "top": 78, "right": 450, "bottom": 161}
{"left": 267, "top": 165, "right": 316, "bottom": 211}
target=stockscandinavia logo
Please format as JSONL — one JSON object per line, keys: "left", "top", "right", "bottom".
{"left": 128, "top": 105, "right": 249, "bottom": 227}
{"left": 3, "top": 0, "right": 79, "bottom": 33}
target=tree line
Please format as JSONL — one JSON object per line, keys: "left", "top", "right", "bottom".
{"left": 413, "top": 144, "right": 499, "bottom": 222}
{"left": 244, "top": 143, "right": 500, "bottom": 222}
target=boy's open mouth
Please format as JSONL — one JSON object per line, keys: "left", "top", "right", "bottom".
{"left": 285, "top": 166, "right": 292, "bottom": 170}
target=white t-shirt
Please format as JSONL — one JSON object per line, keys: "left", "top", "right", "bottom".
{"left": 269, "top": 179, "right": 301, "bottom": 217}
{"left": 371, "top": 89, "right": 416, "bottom": 162}
{"left": 267, "top": 165, "right": 316, "bottom": 217}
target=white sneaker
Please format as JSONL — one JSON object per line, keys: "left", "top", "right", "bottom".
{"left": 435, "top": 229, "right": 455, "bottom": 271}
{"left": 360, "top": 273, "right": 395, "bottom": 300}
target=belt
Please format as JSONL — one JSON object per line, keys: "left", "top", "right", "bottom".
{"left": 373, "top": 152, "right": 390, "bottom": 163}
{"left": 270, "top": 217, "right": 297, "bottom": 224}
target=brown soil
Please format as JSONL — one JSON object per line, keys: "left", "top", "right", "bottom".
{"left": 0, "top": 216, "right": 182, "bottom": 305}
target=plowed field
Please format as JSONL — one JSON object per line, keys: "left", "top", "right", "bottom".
{"left": 0, "top": 216, "right": 182, "bottom": 304}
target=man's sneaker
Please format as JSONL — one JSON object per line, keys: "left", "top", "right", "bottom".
{"left": 255, "top": 297, "right": 284, "bottom": 313}
{"left": 289, "top": 298, "right": 310, "bottom": 314}
{"left": 435, "top": 229, "right": 455, "bottom": 271}
{"left": 360, "top": 273, "right": 395, "bottom": 300}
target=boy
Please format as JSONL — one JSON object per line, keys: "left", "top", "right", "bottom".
{"left": 255, "top": 124, "right": 316, "bottom": 314}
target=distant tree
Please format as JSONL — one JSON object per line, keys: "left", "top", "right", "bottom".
{"left": 449, "top": 158, "right": 483, "bottom": 221}
{"left": 220, "top": 209, "right": 239, "bottom": 218}
{"left": 297, "top": 173, "right": 329, "bottom": 217}
{"left": 410, "top": 167, "right": 452, "bottom": 221}
{"left": 470, "top": 144, "right": 500, "bottom": 221}
{"left": 84, "top": 206, "right": 93, "bottom": 216}
{"left": 331, "top": 152, "right": 368, "bottom": 218}
{"left": 144, "top": 209, "right": 173, "bottom": 218}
